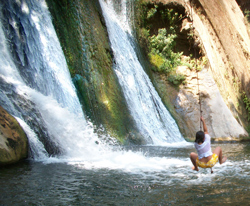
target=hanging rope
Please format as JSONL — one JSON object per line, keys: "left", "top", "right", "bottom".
{"left": 189, "top": 0, "right": 202, "bottom": 131}
{"left": 189, "top": 0, "right": 212, "bottom": 174}
{"left": 195, "top": 49, "right": 202, "bottom": 131}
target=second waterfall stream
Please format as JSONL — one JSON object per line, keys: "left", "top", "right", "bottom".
{"left": 99, "top": 0, "right": 184, "bottom": 145}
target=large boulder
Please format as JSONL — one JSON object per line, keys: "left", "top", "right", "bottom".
{"left": 0, "top": 106, "right": 28, "bottom": 165}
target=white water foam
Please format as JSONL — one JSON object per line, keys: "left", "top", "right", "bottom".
{"left": 16, "top": 117, "right": 49, "bottom": 160}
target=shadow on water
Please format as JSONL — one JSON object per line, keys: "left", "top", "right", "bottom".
{"left": 1, "top": 142, "right": 250, "bottom": 205}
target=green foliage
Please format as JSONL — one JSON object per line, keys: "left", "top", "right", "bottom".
{"left": 159, "top": 8, "right": 183, "bottom": 33}
{"left": 137, "top": 3, "right": 188, "bottom": 85}
{"left": 147, "top": 5, "right": 158, "bottom": 19}
{"left": 141, "top": 28, "right": 150, "bottom": 39}
{"left": 148, "top": 28, "right": 183, "bottom": 77}
{"left": 243, "top": 91, "right": 250, "bottom": 135}
{"left": 181, "top": 56, "right": 208, "bottom": 71}
{"left": 244, "top": 9, "right": 250, "bottom": 22}
{"left": 139, "top": 28, "right": 150, "bottom": 50}
{"left": 243, "top": 92, "right": 250, "bottom": 121}
{"left": 168, "top": 74, "right": 186, "bottom": 85}
{"left": 196, "top": 56, "right": 208, "bottom": 71}
{"left": 149, "top": 53, "right": 165, "bottom": 71}
{"left": 149, "top": 29, "right": 176, "bottom": 55}
{"left": 246, "top": 125, "right": 250, "bottom": 135}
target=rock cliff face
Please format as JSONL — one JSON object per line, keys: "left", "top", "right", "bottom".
{"left": 176, "top": 0, "right": 250, "bottom": 139}
{"left": 0, "top": 106, "right": 28, "bottom": 165}
{"left": 136, "top": 0, "right": 250, "bottom": 140}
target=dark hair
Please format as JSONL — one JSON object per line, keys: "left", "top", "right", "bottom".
{"left": 195, "top": 131, "right": 205, "bottom": 143}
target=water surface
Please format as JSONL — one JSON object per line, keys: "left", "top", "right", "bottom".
{"left": 1, "top": 142, "right": 250, "bottom": 205}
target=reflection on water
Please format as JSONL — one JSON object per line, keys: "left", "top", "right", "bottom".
{"left": 1, "top": 143, "right": 250, "bottom": 205}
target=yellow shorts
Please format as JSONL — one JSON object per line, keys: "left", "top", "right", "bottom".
{"left": 196, "top": 153, "right": 218, "bottom": 168}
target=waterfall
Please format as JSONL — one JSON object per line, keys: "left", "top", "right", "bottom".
{"left": 0, "top": 0, "right": 186, "bottom": 163}
{"left": 99, "top": 0, "right": 184, "bottom": 145}
{"left": 0, "top": 0, "right": 102, "bottom": 159}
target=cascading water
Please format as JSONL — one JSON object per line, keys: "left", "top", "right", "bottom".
{"left": 99, "top": 0, "right": 184, "bottom": 145}
{"left": 0, "top": 0, "right": 101, "bottom": 159}
{"left": 0, "top": 0, "right": 189, "bottom": 169}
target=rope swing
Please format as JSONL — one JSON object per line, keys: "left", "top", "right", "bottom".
{"left": 189, "top": 1, "right": 213, "bottom": 174}
{"left": 195, "top": 50, "right": 202, "bottom": 131}
{"left": 189, "top": 0, "right": 203, "bottom": 130}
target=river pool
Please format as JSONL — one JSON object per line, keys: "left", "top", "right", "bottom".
{"left": 1, "top": 142, "right": 250, "bottom": 205}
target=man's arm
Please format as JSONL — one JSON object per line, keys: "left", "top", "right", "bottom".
{"left": 201, "top": 117, "right": 208, "bottom": 134}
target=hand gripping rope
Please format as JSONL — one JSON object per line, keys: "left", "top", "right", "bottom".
{"left": 189, "top": 0, "right": 213, "bottom": 173}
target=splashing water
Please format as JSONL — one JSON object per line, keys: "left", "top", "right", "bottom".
{"left": 0, "top": 143, "right": 248, "bottom": 206}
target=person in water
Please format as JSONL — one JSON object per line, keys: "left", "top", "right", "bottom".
{"left": 190, "top": 116, "right": 227, "bottom": 171}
